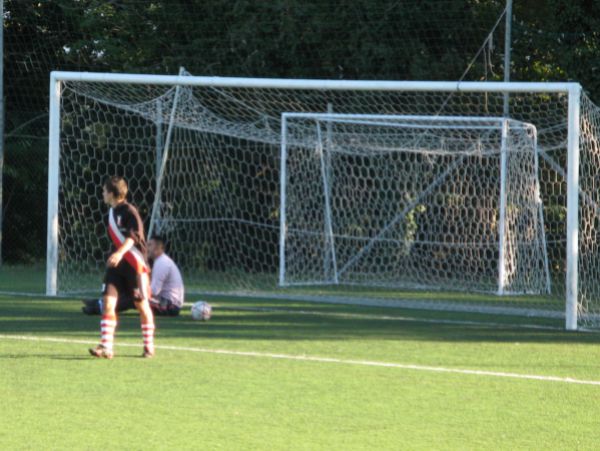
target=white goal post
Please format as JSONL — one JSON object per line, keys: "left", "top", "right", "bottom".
{"left": 47, "top": 71, "right": 595, "bottom": 330}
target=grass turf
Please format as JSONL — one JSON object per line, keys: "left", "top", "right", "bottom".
{"left": 2, "top": 294, "right": 600, "bottom": 449}
{"left": 0, "top": 263, "right": 565, "bottom": 314}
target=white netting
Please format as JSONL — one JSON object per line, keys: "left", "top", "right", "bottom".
{"left": 53, "top": 76, "right": 600, "bottom": 326}
{"left": 281, "top": 115, "right": 550, "bottom": 295}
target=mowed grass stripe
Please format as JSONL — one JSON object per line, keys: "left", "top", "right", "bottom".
{"left": 209, "top": 304, "right": 565, "bottom": 331}
{"left": 2, "top": 333, "right": 600, "bottom": 387}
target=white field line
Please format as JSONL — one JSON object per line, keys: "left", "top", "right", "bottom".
{"left": 206, "top": 304, "right": 564, "bottom": 331}
{"left": 1, "top": 334, "right": 599, "bottom": 386}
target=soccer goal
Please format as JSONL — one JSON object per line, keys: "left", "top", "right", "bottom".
{"left": 46, "top": 71, "right": 600, "bottom": 329}
{"left": 279, "top": 113, "right": 551, "bottom": 297}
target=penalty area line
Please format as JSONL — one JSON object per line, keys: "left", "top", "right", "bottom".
{"left": 1, "top": 334, "right": 599, "bottom": 386}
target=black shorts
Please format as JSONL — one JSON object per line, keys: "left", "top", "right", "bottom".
{"left": 149, "top": 296, "right": 181, "bottom": 316}
{"left": 103, "top": 261, "right": 144, "bottom": 302}
{"left": 117, "top": 295, "right": 180, "bottom": 315}
{"left": 82, "top": 295, "right": 181, "bottom": 316}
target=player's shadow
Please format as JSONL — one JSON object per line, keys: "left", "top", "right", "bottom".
{"left": 0, "top": 353, "right": 147, "bottom": 360}
{"left": 0, "top": 353, "right": 90, "bottom": 360}
{"left": 51, "top": 355, "right": 96, "bottom": 360}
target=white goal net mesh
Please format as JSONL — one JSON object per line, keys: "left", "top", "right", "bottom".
{"left": 53, "top": 76, "right": 600, "bottom": 326}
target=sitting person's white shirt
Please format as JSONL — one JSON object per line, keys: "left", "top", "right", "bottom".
{"left": 147, "top": 236, "right": 185, "bottom": 315}
{"left": 150, "top": 251, "right": 185, "bottom": 312}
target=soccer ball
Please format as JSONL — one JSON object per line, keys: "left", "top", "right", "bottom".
{"left": 191, "top": 301, "right": 212, "bottom": 321}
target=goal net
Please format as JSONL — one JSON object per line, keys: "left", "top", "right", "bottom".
{"left": 47, "top": 72, "right": 600, "bottom": 329}
{"left": 280, "top": 114, "right": 551, "bottom": 295}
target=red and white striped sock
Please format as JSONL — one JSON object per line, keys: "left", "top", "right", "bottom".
{"left": 141, "top": 322, "right": 155, "bottom": 352}
{"left": 100, "top": 314, "right": 117, "bottom": 352}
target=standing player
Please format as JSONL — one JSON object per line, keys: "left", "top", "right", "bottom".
{"left": 89, "top": 176, "right": 156, "bottom": 359}
{"left": 81, "top": 235, "right": 185, "bottom": 316}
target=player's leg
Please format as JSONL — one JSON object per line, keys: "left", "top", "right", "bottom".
{"left": 135, "top": 298, "right": 155, "bottom": 357}
{"left": 90, "top": 291, "right": 117, "bottom": 359}
{"left": 89, "top": 275, "right": 120, "bottom": 359}
{"left": 133, "top": 272, "right": 155, "bottom": 357}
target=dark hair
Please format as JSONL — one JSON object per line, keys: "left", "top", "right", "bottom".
{"left": 103, "top": 176, "right": 128, "bottom": 200}
{"left": 149, "top": 235, "right": 166, "bottom": 247}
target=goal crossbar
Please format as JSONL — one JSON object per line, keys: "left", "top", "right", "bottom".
{"left": 50, "top": 71, "right": 579, "bottom": 93}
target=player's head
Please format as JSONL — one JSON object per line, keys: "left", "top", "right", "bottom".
{"left": 103, "top": 176, "right": 128, "bottom": 205}
{"left": 148, "top": 235, "right": 166, "bottom": 260}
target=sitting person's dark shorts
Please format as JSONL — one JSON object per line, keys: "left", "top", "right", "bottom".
{"left": 82, "top": 294, "right": 181, "bottom": 316}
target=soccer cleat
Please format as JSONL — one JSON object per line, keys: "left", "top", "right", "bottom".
{"left": 142, "top": 347, "right": 155, "bottom": 358}
{"left": 89, "top": 344, "right": 114, "bottom": 359}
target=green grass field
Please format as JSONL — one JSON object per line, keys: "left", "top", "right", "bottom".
{"left": 2, "top": 288, "right": 600, "bottom": 450}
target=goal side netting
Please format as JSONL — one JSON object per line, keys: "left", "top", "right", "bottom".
{"left": 46, "top": 73, "right": 600, "bottom": 328}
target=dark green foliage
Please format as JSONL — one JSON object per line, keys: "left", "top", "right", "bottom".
{"left": 3, "top": 0, "right": 600, "bottom": 263}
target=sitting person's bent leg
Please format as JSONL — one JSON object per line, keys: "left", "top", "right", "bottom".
{"left": 82, "top": 293, "right": 135, "bottom": 315}
{"left": 149, "top": 296, "right": 181, "bottom": 316}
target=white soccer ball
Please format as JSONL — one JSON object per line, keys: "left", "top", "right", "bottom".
{"left": 191, "top": 301, "right": 212, "bottom": 321}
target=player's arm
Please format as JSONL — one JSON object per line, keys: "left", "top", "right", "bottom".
{"left": 107, "top": 237, "right": 135, "bottom": 267}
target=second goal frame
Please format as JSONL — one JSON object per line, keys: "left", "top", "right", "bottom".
{"left": 279, "top": 113, "right": 552, "bottom": 297}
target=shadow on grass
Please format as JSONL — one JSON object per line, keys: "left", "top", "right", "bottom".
{"left": 1, "top": 295, "right": 599, "bottom": 346}
{"left": 0, "top": 354, "right": 92, "bottom": 360}
{"left": 0, "top": 352, "right": 150, "bottom": 361}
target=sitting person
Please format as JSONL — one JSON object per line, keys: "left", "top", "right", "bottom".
{"left": 82, "top": 235, "right": 185, "bottom": 316}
